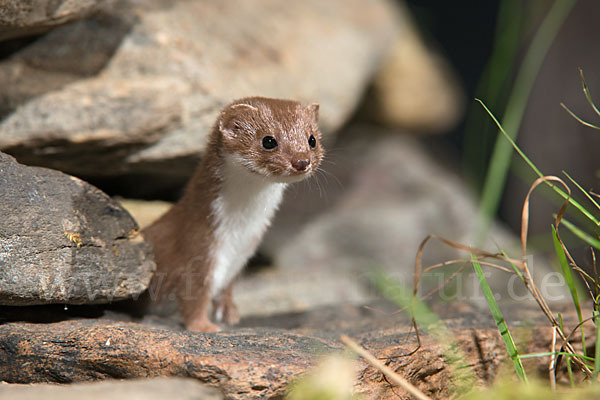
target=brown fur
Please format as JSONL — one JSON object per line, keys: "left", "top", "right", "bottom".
{"left": 142, "top": 97, "right": 323, "bottom": 332}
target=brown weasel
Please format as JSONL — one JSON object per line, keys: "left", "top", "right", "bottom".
{"left": 142, "top": 97, "right": 324, "bottom": 332}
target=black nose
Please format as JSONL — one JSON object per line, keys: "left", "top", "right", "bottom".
{"left": 291, "top": 159, "right": 310, "bottom": 171}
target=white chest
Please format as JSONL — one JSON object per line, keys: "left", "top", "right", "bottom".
{"left": 209, "top": 158, "right": 286, "bottom": 296}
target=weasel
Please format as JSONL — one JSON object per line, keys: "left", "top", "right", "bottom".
{"left": 142, "top": 97, "right": 324, "bottom": 332}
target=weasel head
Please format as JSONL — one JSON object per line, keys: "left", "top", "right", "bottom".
{"left": 217, "top": 97, "right": 324, "bottom": 183}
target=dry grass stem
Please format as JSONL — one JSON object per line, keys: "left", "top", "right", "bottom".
{"left": 410, "top": 175, "right": 594, "bottom": 378}
{"left": 340, "top": 335, "right": 432, "bottom": 400}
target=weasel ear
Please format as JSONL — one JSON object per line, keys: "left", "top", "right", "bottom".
{"left": 308, "top": 103, "right": 319, "bottom": 121}
{"left": 230, "top": 103, "right": 259, "bottom": 112}
{"left": 219, "top": 103, "right": 258, "bottom": 137}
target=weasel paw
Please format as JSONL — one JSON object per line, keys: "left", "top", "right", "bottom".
{"left": 186, "top": 317, "right": 221, "bottom": 332}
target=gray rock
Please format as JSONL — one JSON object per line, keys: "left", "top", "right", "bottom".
{"left": 0, "top": 152, "right": 155, "bottom": 305}
{"left": 0, "top": 1, "right": 110, "bottom": 41}
{"left": 367, "top": 13, "right": 465, "bottom": 134}
{"left": 0, "top": 0, "right": 398, "bottom": 178}
{"left": 0, "top": 378, "right": 222, "bottom": 400}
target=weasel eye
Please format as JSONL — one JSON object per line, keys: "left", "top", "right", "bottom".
{"left": 262, "top": 136, "right": 278, "bottom": 150}
{"left": 308, "top": 135, "right": 317, "bottom": 149}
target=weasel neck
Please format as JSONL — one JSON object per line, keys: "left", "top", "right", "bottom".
{"left": 209, "top": 154, "right": 287, "bottom": 296}
{"left": 218, "top": 154, "right": 288, "bottom": 208}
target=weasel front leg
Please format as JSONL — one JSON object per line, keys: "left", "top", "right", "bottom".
{"left": 212, "top": 281, "right": 240, "bottom": 326}
{"left": 177, "top": 262, "right": 220, "bottom": 332}
{"left": 180, "top": 288, "right": 219, "bottom": 332}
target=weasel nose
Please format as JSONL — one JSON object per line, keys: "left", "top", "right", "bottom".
{"left": 291, "top": 159, "right": 310, "bottom": 171}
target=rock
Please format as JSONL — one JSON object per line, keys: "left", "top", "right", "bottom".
{"left": 366, "top": 2, "right": 465, "bottom": 133}
{"left": 0, "top": 302, "right": 578, "bottom": 399}
{"left": 0, "top": 152, "right": 155, "bottom": 305}
{"left": 0, "top": 319, "right": 333, "bottom": 399}
{"left": 0, "top": 0, "right": 399, "bottom": 180}
{"left": 0, "top": 1, "right": 110, "bottom": 41}
{"left": 0, "top": 378, "right": 222, "bottom": 400}
{"left": 117, "top": 199, "right": 171, "bottom": 231}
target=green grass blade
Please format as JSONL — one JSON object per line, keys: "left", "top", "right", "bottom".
{"left": 567, "top": 355, "right": 575, "bottom": 388}
{"left": 371, "top": 270, "right": 475, "bottom": 394}
{"left": 579, "top": 68, "right": 600, "bottom": 118}
{"left": 476, "top": 0, "right": 576, "bottom": 240}
{"left": 462, "top": 0, "right": 523, "bottom": 187}
{"left": 594, "top": 311, "right": 600, "bottom": 382}
{"left": 558, "top": 312, "right": 563, "bottom": 332}
{"left": 501, "top": 249, "right": 524, "bottom": 282}
{"left": 561, "top": 103, "right": 600, "bottom": 130}
{"left": 559, "top": 313, "right": 576, "bottom": 387}
{"left": 560, "top": 217, "right": 600, "bottom": 250}
{"left": 372, "top": 271, "right": 439, "bottom": 332}
{"left": 477, "top": 99, "right": 600, "bottom": 227}
{"left": 518, "top": 352, "right": 594, "bottom": 362}
{"left": 475, "top": 99, "right": 543, "bottom": 177}
{"left": 552, "top": 225, "right": 586, "bottom": 357}
{"left": 472, "top": 257, "right": 528, "bottom": 383}
{"left": 563, "top": 170, "right": 600, "bottom": 215}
